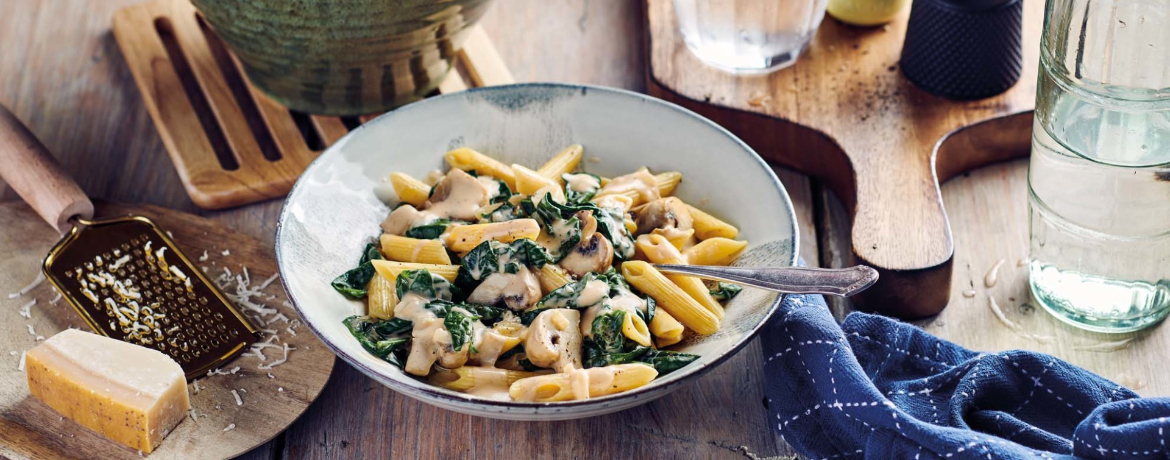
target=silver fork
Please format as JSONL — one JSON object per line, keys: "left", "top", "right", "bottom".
{"left": 653, "top": 264, "right": 879, "bottom": 297}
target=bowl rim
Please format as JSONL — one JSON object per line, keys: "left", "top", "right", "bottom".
{"left": 275, "top": 82, "right": 799, "bottom": 411}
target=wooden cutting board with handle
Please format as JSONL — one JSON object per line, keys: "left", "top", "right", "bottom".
{"left": 645, "top": 0, "right": 1042, "bottom": 318}
{"left": 0, "top": 106, "right": 334, "bottom": 460}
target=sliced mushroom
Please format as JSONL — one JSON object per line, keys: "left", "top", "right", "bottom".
{"left": 524, "top": 309, "right": 582, "bottom": 373}
{"left": 559, "top": 233, "right": 614, "bottom": 278}
{"left": 424, "top": 168, "right": 490, "bottom": 221}
{"left": 634, "top": 197, "right": 693, "bottom": 236}
{"left": 467, "top": 266, "right": 541, "bottom": 311}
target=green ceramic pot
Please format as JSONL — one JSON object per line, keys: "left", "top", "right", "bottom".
{"left": 191, "top": 0, "right": 494, "bottom": 115}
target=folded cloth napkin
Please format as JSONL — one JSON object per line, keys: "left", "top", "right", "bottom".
{"left": 760, "top": 292, "right": 1170, "bottom": 459}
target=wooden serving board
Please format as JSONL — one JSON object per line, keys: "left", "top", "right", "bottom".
{"left": 0, "top": 201, "right": 334, "bottom": 460}
{"left": 645, "top": 0, "right": 1041, "bottom": 318}
{"left": 111, "top": 0, "right": 513, "bottom": 211}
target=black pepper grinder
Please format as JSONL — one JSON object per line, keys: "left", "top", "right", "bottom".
{"left": 899, "top": 0, "right": 1024, "bottom": 100}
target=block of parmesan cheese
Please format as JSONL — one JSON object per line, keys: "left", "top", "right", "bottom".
{"left": 24, "top": 329, "right": 190, "bottom": 453}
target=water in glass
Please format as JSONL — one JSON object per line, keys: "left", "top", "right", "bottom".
{"left": 1029, "top": 0, "right": 1170, "bottom": 332}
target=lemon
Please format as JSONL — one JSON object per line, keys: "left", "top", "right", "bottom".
{"left": 826, "top": 0, "right": 909, "bottom": 27}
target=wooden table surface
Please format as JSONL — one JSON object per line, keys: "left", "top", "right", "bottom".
{"left": 1, "top": 1, "right": 1152, "bottom": 459}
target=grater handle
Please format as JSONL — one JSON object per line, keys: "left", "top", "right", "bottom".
{"left": 0, "top": 105, "right": 94, "bottom": 233}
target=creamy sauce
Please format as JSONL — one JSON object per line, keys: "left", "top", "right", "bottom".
{"left": 531, "top": 185, "right": 565, "bottom": 205}
{"left": 596, "top": 170, "right": 659, "bottom": 203}
{"left": 396, "top": 293, "right": 484, "bottom": 375}
{"left": 563, "top": 173, "right": 600, "bottom": 193}
{"left": 593, "top": 194, "right": 633, "bottom": 213}
{"left": 581, "top": 287, "right": 645, "bottom": 338}
{"left": 467, "top": 266, "right": 540, "bottom": 311}
{"left": 651, "top": 227, "right": 695, "bottom": 250}
{"left": 425, "top": 169, "right": 491, "bottom": 221}
{"left": 577, "top": 280, "right": 610, "bottom": 307}
{"left": 569, "top": 369, "right": 591, "bottom": 401}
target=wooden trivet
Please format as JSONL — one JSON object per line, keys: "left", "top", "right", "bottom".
{"left": 112, "top": 0, "right": 513, "bottom": 210}
{"left": 645, "top": 0, "right": 1042, "bottom": 318}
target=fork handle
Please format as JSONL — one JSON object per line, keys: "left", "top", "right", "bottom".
{"left": 0, "top": 105, "right": 93, "bottom": 233}
{"left": 653, "top": 264, "right": 879, "bottom": 297}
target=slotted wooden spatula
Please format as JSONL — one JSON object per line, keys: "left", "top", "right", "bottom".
{"left": 0, "top": 106, "right": 257, "bottom": 379}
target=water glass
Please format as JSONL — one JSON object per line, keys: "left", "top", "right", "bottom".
{"left": 1029, "top": 0, "right": 1170, "bottom": 332}
{"left": 673, "top": 0, "right": 829, "bottom": 74}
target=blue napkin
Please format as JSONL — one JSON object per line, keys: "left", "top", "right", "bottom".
{"left": 760, "top": 292, "right": 1170, "bottom": 459}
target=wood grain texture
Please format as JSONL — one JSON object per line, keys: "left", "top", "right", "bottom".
{"left": 645, "top": 0, "right": 1044, "bottom": 318}
{"left": 111, "top": 0, "right": 508, "bottom": 210}
{"left": 0, "top": 201, "right": 334, "bottom": 460}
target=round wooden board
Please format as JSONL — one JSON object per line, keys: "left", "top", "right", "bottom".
{"left": 0, "top": 201, "right": 335, "bottom": 460}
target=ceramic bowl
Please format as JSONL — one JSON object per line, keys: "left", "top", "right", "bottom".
{"left": 276, "top": 83, "right": 798, "bottom": 420}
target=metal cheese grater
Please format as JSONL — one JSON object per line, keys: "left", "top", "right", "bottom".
{"left": 0, "top": 105, "right": 257, "bottom": 380}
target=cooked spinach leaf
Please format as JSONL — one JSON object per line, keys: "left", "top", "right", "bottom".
{"left": 535, "top": 273, "right": 604, "bottom": 309}
{"left": 443, "top": 308, "right": 479, "bottom": 353}
{"left": 534, "top": 196, "right": 635, "bottom": 262}
{"left": 562, "top": 172, "right": 601, "bottom": 204}
{"left": 640, "top": 295, "right": 657, "bottom": 325}
{"left": 533, "top": 197, "right": 582, "bottom": 260}
{"left": 395, "top": 269, "right": 457, "bottom": 300}
{"left": 373, "top": 317, "right": 412, "bottom": 336}
{"left": 709, "top": 282, "right": 743, "bottom": 301}
{"left": 636, "top": 349, "right": 700, "bottom": 375}
{"left": 583, "top": 310, "right": 628, "bottom": 368}
{"left": 330, "top": 243, "right": 383, "bottom": 299}
{"left": 488, "top": 179, "right": 513, "bottom": 204}
{"left": 404, "top": 219, "right": 450, "bottom": 240}
{"left": 343, "top": 315, "right": 409, "bottom": 367}
{"left": 424, "top": 299, "right": 507, "bottom": 326}
{"left": 455, "top": 240, "right": 551, "bottom": 291}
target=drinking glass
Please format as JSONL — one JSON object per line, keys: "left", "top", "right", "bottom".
{"left": 1029, "top": 0, "right": 1170, "bottom": 332}
{"left": 673, "top": 0, "right": 829, "bottom": 74}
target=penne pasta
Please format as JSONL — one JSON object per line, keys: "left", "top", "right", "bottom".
{"left": 655, "top": 171, "right": 682, "bottom": 197}
{"left": 445, "top": 147, "right": 517, "bottom": 189}
{"left": 366, "top": 271, "right": 396, "bottom": 319}
{"left": 512, "top": 163, "right": 560, "bottom": 195}
{"left": 621, "top": 261, "right": 719, "bottom": 335}
{"left": 429, "top": 366, "right": 548, "bottom": 393}
{"left": 635, "top": 234, "right": 725, "bottom": 319}
{"left": 650, "top": 309, "right": 685, "bottom": 347}
{"left": 371, "top": 260, "right": 459, "bottom": 282}
{"left": 341, "top": 143, "right": 748, "bottom": 402}
{"left": 683, "top": 237, "right": 748, "bottom": 266}
{"left": 537, "top": 264, "right": 574, "bottom": 293}
{"left": 444, "top": 219, "right": 540, "bottom": 253}
{"left": 622, "top": 313, "right": 653, "bottom": 347}
{"left": 651, "top": 227, "right": 695, "bottom": 251}
{"left": 536, "top": 144, "right": 583, "bottom": 182}
{"left": 380, "top": 234, "right": 452, "bottom": 265}
{"left": 389, "top": 172, "right": 431, "bottom": 207}
{"left": 509, "top": 364, "right": 658, "bottom": 402}
{"left": 684, "top": 203, "right": 739, "bottom": 240}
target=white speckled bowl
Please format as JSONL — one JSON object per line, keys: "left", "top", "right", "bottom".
{"left": 276, "top": 83, "right": 798, "bottom": 420}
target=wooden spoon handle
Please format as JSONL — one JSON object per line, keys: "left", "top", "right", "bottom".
{"left": 0, "top": 105, "right": 94, "bottom": 233}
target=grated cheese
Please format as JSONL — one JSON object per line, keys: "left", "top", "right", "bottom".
{"left": 278, "top": 387, "right": 284, "bottom": 392}
{"left": 198, "top": 250, "right": 209, "bottom": 262}
{"left": 17, "top": 351, "right": 26, "bottom": 371}
{"left": 50, "top": 292, "right": 62, "bottom": 304}
{"left": 267, "top": 373, "right": 275, "bottom": 379}
{"left": 222, "top": 249, "right": 231, "bottom": 256}
{"left": 27, "top": 324, "right": 35, "bottom": 336}
{"left": 109, "top": 255, "right": 132, "bottom": 271}
{"left": 257, "top": 344, "right": 292, "bottom": 370}
{"left": 222, "top": 423, "right": 235, "bottom": 432}
{"left": 19, "top": 299, "right": 35, "bottom": 319}
{"left": 231, "top": 390, "right": 243, "bottom": 406}
{"left": 8, "top": 272, "right": 45, "bottom": 299}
